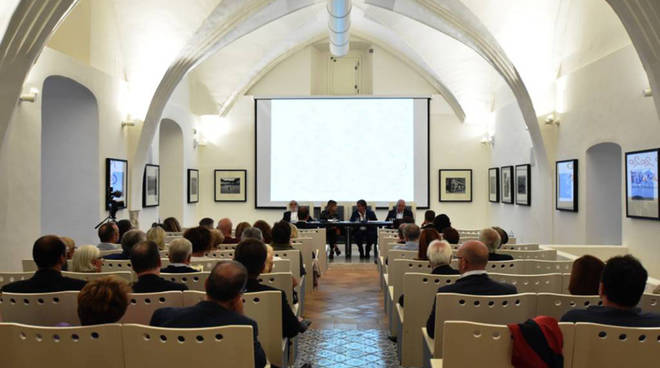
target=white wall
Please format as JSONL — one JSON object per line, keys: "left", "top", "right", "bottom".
{"left": 159, "top": 119, "right": 184, "bottom": 222}
{"left": 585, "top": 143, "right": 622, "bottom": 244}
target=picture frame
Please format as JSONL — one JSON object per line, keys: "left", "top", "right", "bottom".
{"left": 556, "top": 159, "right": 578, "bottom": 212}
{"left": 625, "top": 148, "right": 659, "bottom": 220}
{"left": 187, "top": 169, "right": 199, "bottom": 204}
{"left": 439, "top": 169, "right": 472, "bottom": 202}
{"left": 515, "top": 164, "right": 531, "bottom": 206}
{"left": 488, "top": 167, "right": 500, "bottom": 203}
{"left": 215, "top": 169, "right": 247, "bottom": 202}
{"left": 105, "top": 158, "right": 128, "bottom": 210}
{"left": 142, "top": 164, "right": 160, "bottom": 207}
{"left": 500, "top": 166, "right": 514, "bottom": 204}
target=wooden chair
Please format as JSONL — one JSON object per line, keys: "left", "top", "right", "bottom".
{"left": 382, "top": 250, "right": 417, "bottom": 318}
{"left": 101, "top": 260, "right": 133, "bottom": 272}
{"left": 100, "top": 249, "right": 122, "bottom": 256}
{"left": 499, "top": 249, "right": 557, "bottom": 260}
{"left": 0, "top": 291, "right": 80, "bottom": 326}
{"left": 189, "top": 258, "right": 221, "bottom": 271}
{"left": 536, "top": 293, "right": 602, "bottom": 320}
{"left": 639, "top": 293, "right": 660, "bottom": 314}
{"left": 562, "top": 273, "right": 572, "bottom": 293}
{"left": 160, "top": 272, "right": 209, "bottom": 291}
{"left": 489, "top": 273, "right": 563, "bottom": 293}
{"left": 523, "top": 259, "right": 573, "bottom": 274}
{"left": 485, "top": 260, "right": 523, "bottom": 274}
{"left": 292, "top": 238, "right": 314, "bottom": 296}
{"left": 387, "top": 250, "right": 418, "bottom": 262}
{"left": 258, "top": 272, "right": 295, "bottom": 311}
{"left": 121, "top": 324, "right": 255, "bottom": 368}
{"left": 120, "top": 291, "right": 184, "bottom": 324}
{"left": 378, "top": 241, "right": 400, "bottom": 290}
{"left": 243, "top": 291, "right": 287, "bottom": 367}
{"left": 271, "top": 258, "right": 291, "bottom": 273}
{"left": 273, "top": 249, "right": 304, "bottom": 313}
{"left": 572, "top": 322, "right": 660, "bottom": 367}
{"left": 0, "top": 272, "right": 33, "bottom": 288}
{"left": 387, "top": 259, "right": 433, "bottom": 337}
{"left": 0, "top": 322, "right": 124, "bottom": 368}
{"left": 21, "top": 260, "right": 37, "bottom": 272}
{"left": 500, "top": 243, "right": 539, "bottom": 250}
{"left": 205, "top": 250, "right": 235, "bottom": 258}
{"left": 62, "top": 271, "right": 133, "bottom": 283}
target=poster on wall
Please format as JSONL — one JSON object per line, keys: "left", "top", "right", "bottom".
{"left": 188, "top": 169, "right": 199, "bottom": 203}
{"left": 515, "top": 164, "right": 531, "bottom": 206}
{"left": 625, "top": 148, "right": 659, "bottom": 219}
{"left": 143, "top": 164, "right": 160, "bottom": 207}
{"left": 556, "top": 159, "right": 578, "bottom": 212}
{"left": 439, "top": 169, "right": 472, "bottom": 202}
{"left": 215, "top": 169, "right": 247, "bottom": 202}
{"left": 501, "top": 166, "right": 514, "bottom": 204}
{"left": 488, "top": 167, "right": 500, "bottom": 203}
{"left": 105, "top": 158, "right": 127, "bottom": 210}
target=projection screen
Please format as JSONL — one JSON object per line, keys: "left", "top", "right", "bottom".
{"left": 255, "top": 97, "right": 429, "bottom": 208}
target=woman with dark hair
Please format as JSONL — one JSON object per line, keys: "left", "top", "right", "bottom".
{"left": 234, "top": 221, "right": 251, "bottom": 241}
{"left": 432, "top": 214, "right": 451, "bottom": 233}
{"left": 568, "top": 255, "right": 605, "bottom": 295}
{"left": 417, "top": 228, "right": 442, "bottom": 260}
{"left": 440, "top": 226, "right": 460, "bottom": 244}
{"left": 492, "top": 226, "right": 509, "bottom": 245}
{"left": 162, "top": 217, "right": 182, "bottom": 233}
{"left": 421, "top": 210, "right": 436, "bottom": 229}
{"left": 253, "top": 220, "right": 273, "bottom": 244}
{"left": 116, "top": 219, "right": 133, "bottom": 242}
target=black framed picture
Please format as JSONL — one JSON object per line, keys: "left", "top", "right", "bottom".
{"left": 143, "top": 164, "right": 160, "bottom": 207}
{"left": 188, "top": 169, "right": 199, "bottom": 204}
{"left": 500, "top": 166, "right": 514, "bottom": 204}
{"left": 105, "top": 158, "right": 128, "bottom": 210}
{"left": 488, "top": 167, "right": 500, "bottom": 203}
{"left": 556, "top": 159, "right": 578, "bottom": 212}
{"left": 439, "top": 169, "right": 472, "bottom": 202}
{"left": 215, "top": 169, "right": 247, "bottom": 202}
{"left": 625, "top": 148, "right": 659, "bottom": 220}
{"left": 515, "top": 164, "right": 531, "bottom": 206}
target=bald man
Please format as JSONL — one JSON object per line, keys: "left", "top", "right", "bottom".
{"left": 480, "top": 227, "right": 514, "bottom": 261}
{"left": 217, "top": 218, "right": 238, "bottom": 243}
{"left": 385, "top": 199, "right": 413, "bottom": 222}
{"left": 425, "top": 240, "right": 517, "bottom": 338}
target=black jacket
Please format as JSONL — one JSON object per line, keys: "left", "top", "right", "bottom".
{"left": 350, "top": 209, "right": 378, "bottom": 237}
{"left": 561, "top": 306, "right": 660, "bottom": 327}
{"left": 160, "top": 265, "right": 199, "bottom": 274}
{"left": 282, "top": 211, "right": 295, "bottom": 222}
{"left": 488, "top": 252, "right": 514, "bottom": 261}
{"left": 150, "top": 301, "right": 266, "bottom": 368}
{"left": 399, "top": 264, "right": 460, "bottom": 306}
{"left": 426, "top": 273, "right": 518, "bottom": 338}
{"left": 1, "top": 269, "right": 86, "bottom": 293}
{"left": 103, "top": 251, "right": 131, "bottom": 260}
{"left": 246, "top": 278, "right": 301, "bottom": 338}
{"left": 385, "top": 208, "right": 413, "bottom": 221}
{"left": 132, "top": 274, "right": 188, "bottom": 293}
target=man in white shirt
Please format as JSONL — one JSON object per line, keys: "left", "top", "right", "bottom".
{"left": 385, "top": 199, "right": 413, "bottom": 222}
{"left": 283, "top": 200, "right": 299, "bottom": 222}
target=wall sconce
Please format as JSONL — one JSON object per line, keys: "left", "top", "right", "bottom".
{"left": 643, "top": 88, "right": 653, "bottom": 97}
{"left": 480, "top": 134, "right": 494, "bottom": 146}
{"left": 544, "top": 112, "right": 560, "bottom": 126}
{"left": 19, "top": 87, "right": 39, "bottom": 103}
{"left": 121, "top": 116, "right": 142, "bottom": 128}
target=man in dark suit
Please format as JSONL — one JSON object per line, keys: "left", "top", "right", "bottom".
{"left": 2, "top": 235, "right": 87, "bottom": 293}
{"left": 151, "top": 260, "right": 267, "bottom": 368}
{"left": 426, "top": 240, "right": 517, "bottom": 338}
{"left": 480, "top": 227, "right": 514, "bottom": 261}
{"left": 282, "top": 200, "right": 299, "bottom": 223}
{"left": 160, "top": 238, "right": 199, "bottom": 273}
{"left": 295, "top": 206, "right": 318, "bottom": 229}
{"left": 349, "top": 199, "right": 378, "bottom": 258}
{"left": 130, "top": 240, "right": 188, "bottom": 293}
{"left": 385, "top": 199, "right": 413, "bottom": 222}
{"left": 561, "top": 255, "right": 660, "bottom": 327}
{"left": 104, "top": 229, "right": 146, "bottom": 260}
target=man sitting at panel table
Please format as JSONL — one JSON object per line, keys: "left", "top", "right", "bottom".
{"left": 385, "top": 199, "right": 413, "bottom": 222}
{"left": 561, "top": 255, "right": 660, "bottom": 327}
{"left": 97, "top": 222, "right": 120, "bottom": 251}
{"left": 282, "top": 200, "right": 299, "bottom": 223}
{"left": 161, "top": 238, "right": 199, "bottom": 273}
{"left": 425, "top": 240, "right": 518, "bottom": 338}
{"left": 2, "top": 235, "right": 87, "bottom": 293}
{"left": 349, "top": 199, "right": 378, "bottom": 259}
{"left": 320, "top": 199, "right": 342, "bottom": 259}
{"left": 130, "top": 240, "right": 188, "bottom": 293}
{"left": 150, "top": 260, "right": 267, "bottom": 368}
{"left": 480, "top": 227, "right": 514, "bottom": 261}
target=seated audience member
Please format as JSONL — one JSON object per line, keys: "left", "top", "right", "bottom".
{"left": 386, "top": 199, "right": 413, "bottom": 222}
{"left": 253, "top": 220, "right": 273, "bottom": 244}
{"left": 183, "top": 226, "right": 213, "bottom": 258}
{"left": 2, "top": 235, "right": 87, "bottom": 292}
{"left": 218, "top": 218, "right": 238, "bottom": 243}
{"left": 199, "top": 217, "right": 215, "bottom": 229}
{"left": 264, "top": 244, "right": 275, "bottom": 273}
{"left": 131, "top": 240, "right": 188, "bottom": 293}
{"left": 432, "top": 214, "right": 451, "bottom": 233}
{"left": 425, "top": 240, "right": 517, "bottom": 338}
{"left": 441, "top": 226, "right": 460, "bottom": 244}
{"left": 147, "top": 225, "right": 167, "bottom": 250}
{"left": 393, "top": 224, "right": 420, "bottom": 251}
{"left": 480, "top": 227, "right": 513, "bottom": 261}
{"left": 60, "top": 236, "right": 76, "bottom": 271}
{"left": 211, "top": 229, "right": 225, "bottom": 249}
{"left": 295, "top": 206, "right": 317, "bottom": 229}
{"left": 161, "top": 238, "right": 198, "bottom": 273}
{"left": 116, "top": 219, "right": 133, "bottom": 242}
{"left": 288, "top": 222, "right": 299, "bottom": 240}
{"left": 77, "top": 276, "right": 131, "bottom": 325}
{"left": 394, "top": 221, "right": 406, "bottom": 244}
{"left": 561, "top": 255, "right": 660, "bottom": 327}
{"left": 104, "top": 229, "right": 146, "bottom": 259}
{"left": 97, "top": 222, "right": 119, "bottom": 250}
{"left": 271, "top": 221, "right": 306, "bottom": 277}
{"left": 234, "top": 239, "right": 309, "bottom": 338}
{"left": 242, "top": 227, "right": 264, "bottom": 242}
{"left": 492, "top": 226, "right": 509, "bottom": 245}
{"left": 72, "top": 245, "right": 103, "bottom": 273}
{"left": 568, "top": 255, "right": 605, "bottom": 295}
{"left": 163, "top": 217, "right": 182, "bottom": 233}
{"left": 283, "top": 200, "right": 299, "bottom": 223}
{"left": 399, "top": 240, "right": 458, "bottom": 306}
{"left": 421, "top": 210, "right": 436, "bottom": 229}
{"left": 150, "top": 261, "right": 267, "bottom": 368}
{"left": 235, "top": 221, "right": 251, "bottom": 241}
{"left": 417, "top": 228, "right": 442, "bottom": 260}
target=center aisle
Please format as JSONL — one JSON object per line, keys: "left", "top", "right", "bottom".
{"left": 294, "top": 255, "right": 402, "bottom": 368}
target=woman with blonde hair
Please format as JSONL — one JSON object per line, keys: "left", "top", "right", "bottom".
{"left": 72, "top": 245, "right": 103, "bottom": 273}
{"left": 147, "top": 226, "right": 167, "bottom": 250}
{"left": 288, "top": 222, "right": 299, "bottom": 239}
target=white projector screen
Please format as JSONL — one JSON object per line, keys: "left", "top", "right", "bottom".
{"left": 255, "top": 97, "right": 429, "bottom": 208}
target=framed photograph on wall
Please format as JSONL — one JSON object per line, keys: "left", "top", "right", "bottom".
{"left": 142, "top": 164, "right": 160, "bottom": 207}
{"left": 188, "top": 169, "right": 199, "bottom": 203}
{"left": 488, "top": 167, "right": 500, "bottom": 203}
{"left": 500, "top": 166, "right": 514, "bottom": 204}
{"left": 515, "top": 164, "right": 531, "bottom": 206}
{"left": 215, "top": 169, "right": 247, "bottom": 202}
{"left": 439, "top": 169, "right": 472, "bottom": 202}
{"left": 556, "top": 159, "right": 578, "bottom": 212}
{"left": 105, "top": 158, "right": 128, "bottom": 210}
{"left": 625, "top": 148, "right": 659, "bottom": 219}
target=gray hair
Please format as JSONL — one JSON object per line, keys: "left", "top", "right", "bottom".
{"left": 427, "top": 240, "right": 452, "bottom": 266}
{"left": 71, "top": 245, "right": 100, "bottom": 272}
{"left": 241, "top": 227, "right": 263, "bottom": 242}
{"left": 403, "top": 224, "right": 421, "bottom": 241}
{"left": 121, "top": 229, "right": 146, "bottom": 254}
{"left": 479, "top": 228, "right": 501, "bottom": 253}
{"left": 168, "top": 238, "right": 193, "bottom": 263}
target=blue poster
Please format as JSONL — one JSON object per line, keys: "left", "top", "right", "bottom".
{"left": 627, "top": 151, "right": 658, "bottom": 201}
{"left": 558, "top": 162, "right": 574, "bottom": 202}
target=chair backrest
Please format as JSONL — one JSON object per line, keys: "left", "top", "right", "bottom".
{"left": 121, "top": 291, "right": 184, "bottom": 324}
{"left": 160, "top": 272, "right": 209, "bottom": 291}
{"left": 387, "top": 250, "right": 418, "bottom": 262}
{"left": 389, "top": 259, "right": 433, "bottom": 302}
{"left": 499, "top": 249, "right": 557, "bottom": 260}
{"left": 489, "top": 273, "right": 563, "bottom": 293}
{"left": 272, "top": 249, "right": 301, "bottom": 280}
{"left": 205, "top": 250, "right": 235, "bottom": 258}
{"left": 0, "top": 291, "right": 80, "bottom": 326}
{"left": 0, "top": 322, "right": 124, "bottom": 368}
{"left": 182, "top": 290, "right": 206, "bottom": 306}
{"left": 121, "top": 324, "right": 255, "bottom": 368}
{"left": 189, "top": 259, "right": 220, "bottom": 271}
{"left": 562, "top": 273, "right": 572, "bottom": 294}
{"left": 271, "top": 258, "right": 291, "bottom": 273}
{"left": 485, "top": 260, "right": 522, "bottom": 274}
{"left": 242, "top": 291, "right": 284, "bottom": 367}
{"left": 217, "top": 244, "right": 238, "bottom": 251}
{"left": 639, "top": 293, "right": 660, "bottom": 314}
{"left": 379, "top": 241, "right": 400, "bottom": 262}
{"left": 100, "top": 249, "right": 122, "bottom": 256}
{"left": 258, "top": 272, "right": 294, "bottom": 309}
{"left": 21, "top": 260, "right": 37, "bottom": 272}
{"left": 434, "top": 293, "right": 538, "bottom": 357}
{"left": 524, "top": 259, "right": 573, "bottom": 274}
{"left": 158, "top": 250, "right": 169, "bottom": 258}
{"left": 500, "top": 243, "right": 539, "bottom": 250}
{"left": 0, "top": 272, "right": 33, "bottom": 288}
{"left": 101, "top": 259, "right": 133, "bottom": 272}
{"left": 536, "top": 293, "right": 603, "bottom": 320}
{"left": 572, "top": 322, "right": 660, "bottom": 367}
{"left": 62, "top": 271, "right": 133, "bottom": 283}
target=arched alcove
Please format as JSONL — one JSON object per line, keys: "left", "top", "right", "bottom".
{"left": 586, "top": 142, "right": 622, "bottom": 244}
{"left": 41, "top": 75, "right": 99, "bottom": 244}
{"left": 159, "top": 118, "right": 184, "bottom": 222}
